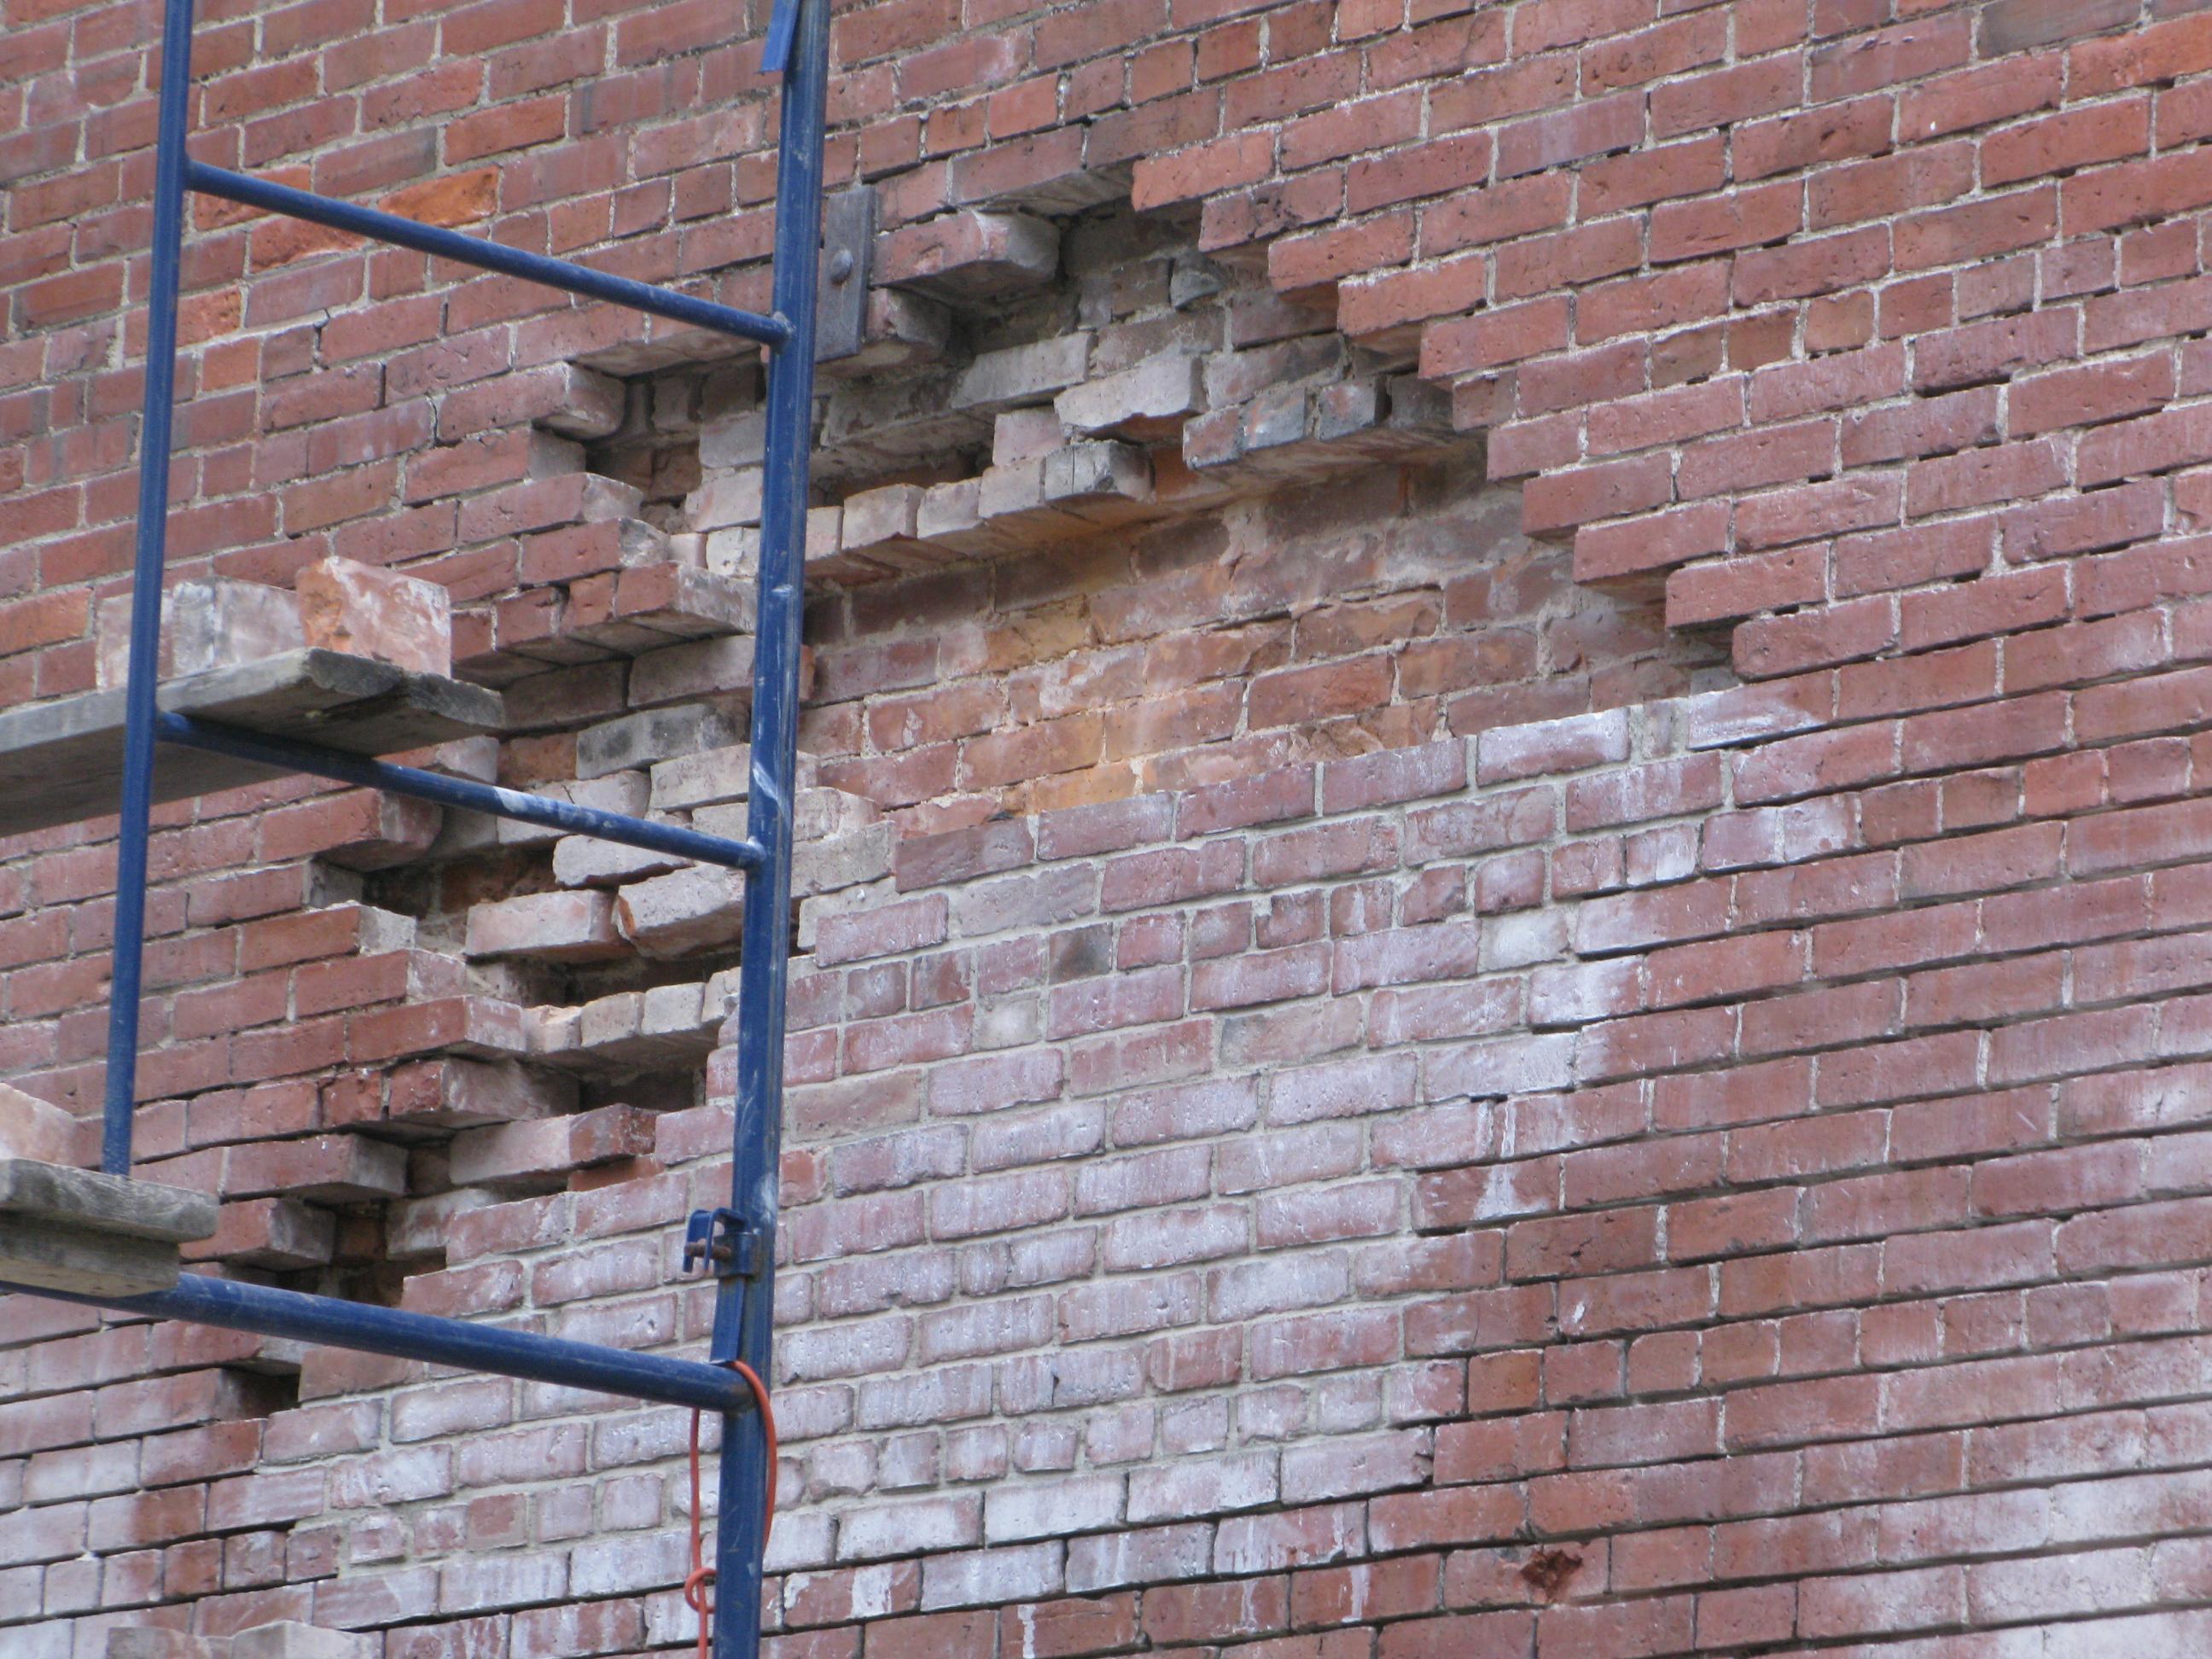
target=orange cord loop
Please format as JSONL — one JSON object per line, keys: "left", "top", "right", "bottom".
{"left": 687, "top": 1359, "right": 777, "bottom": 1659}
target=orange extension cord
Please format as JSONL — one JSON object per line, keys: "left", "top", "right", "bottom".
{"left": 686, "top": 1359, "right": 777, "bottom": 1659}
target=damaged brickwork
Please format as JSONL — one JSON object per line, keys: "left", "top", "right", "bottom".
{"left": 9, "top": 0, "right": 2212, "bottom": 1655}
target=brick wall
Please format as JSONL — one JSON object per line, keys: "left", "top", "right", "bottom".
{"left": 13, "top": 0, "right": 2212, "bottom": 1652}
{"left": 750, "top": 656, "right": 2212, "bottom": 1654}
{"left": 795, "top": 463, "right": 1712, "bottom": 826}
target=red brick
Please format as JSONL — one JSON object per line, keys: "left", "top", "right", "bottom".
{"left": 1521, "top": 455, "right": 1673, "bottom": 538}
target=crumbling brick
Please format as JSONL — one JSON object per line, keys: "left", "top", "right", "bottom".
{"left": 448, "top": 1104, "right": 658, "bottom": 1190}
{"left": 0, "top": 1082, "right": 85, "bottom": 1165}
{"left": 1055, "top": 353, "right": 1203, "bottom": 440}
{"left": 464, "top": 891, "right": 628, "bottom": 963}
{"left": 878, "top": 210, "right": 1061, "bottom": 301}
{"left": 96, "top": 579, "right": 306, "bottom": 689}
{"left": 295, "top": 557, "right": 454, "bottom": 678}
{"left": 613, "top": 866, "right": 747, "bottom": 958}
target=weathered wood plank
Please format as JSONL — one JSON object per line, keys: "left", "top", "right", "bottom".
{"left": 0, "top": 1159, "right": 218, "bottom": 1239}
{"left": 0, "top": 1158, "right": 218, "bottom": 1297}
{"left": 0, "top": 649, "right": 504, "bottom": 838}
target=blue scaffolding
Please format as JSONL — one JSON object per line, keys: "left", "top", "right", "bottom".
{"left": 3, "top": 0, "right": 833, "bottom": 1648}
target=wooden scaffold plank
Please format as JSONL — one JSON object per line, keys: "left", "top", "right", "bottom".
{"left": 0, "top": 649, "right": 504, "bottom": 840}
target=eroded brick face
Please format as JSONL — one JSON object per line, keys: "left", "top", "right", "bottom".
{"left": 800, "top": 467, "right": 1704, "bottom": 826}
{"left": 12, "top": 0, "right": 2212, "bottom": 1654}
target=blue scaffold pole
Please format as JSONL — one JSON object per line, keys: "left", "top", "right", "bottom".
{"left": 711, "top": 0, "right": 830, "bottom": 1646}
{"left": 8, "top": 1272, "right": 760, "bottom": 1414}
{"left": 102, "top": 0, "right": 200, "bottom": 1174}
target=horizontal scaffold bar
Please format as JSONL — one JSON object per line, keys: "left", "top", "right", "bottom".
{"left": 7, "top": 1271, "right": 754, "bottom": 1414}
{"left": 160, "top": 711, "right": 765, "bottom": 870}
{"left": 188, "top": 160, "right": 792, "bottom": 348}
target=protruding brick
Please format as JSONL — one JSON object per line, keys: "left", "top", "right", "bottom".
{"left": 1056, "top": 354, "right": 1203, "bottom": 440}
{"left": 1043, "top": 441, "right": 1154, "bottom": 519}
{"left": 296, "top": 556, "right": 453, "bottom": 678}
{"left": 650, "top": 744, "right": 807, "bottom": 812}
{"left": 577, "top": 703, "right": 742, "bottom": 779}
{"left": 447, "top": 1106, "right": 657, "bottom": 1190}
{"left": 614, "top": 867, "right": 747, "bottom": 958}
{"left": 551, "top": 833, "right": 690, "bottom": 889}
{"left": 0, "top": 1083, "right": 84, "bottom": 1166}
{"left": 498, "top": 773, "right": 650, "bottom": 848}
{"left": 879, "top": 210, "right": 1061, "bottom": 301}
{"left": 388, "top": 1058, "right": 579, "bottom": 1128}
{"left": 185, "top": 1197, "right": 335, "bottom": 1269}
{"left": 465, "top": 892, "right": 628, "bottom": 963}
{"left": 953, "top": 335, "right": 1092, "bottom": 411}
{"left": 97, "top": 578, "right": 306, "bottom": 689}
{"left": 222, "top": 1134, "right": 408, "bottom": 1202}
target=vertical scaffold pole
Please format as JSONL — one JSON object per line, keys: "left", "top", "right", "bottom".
{"left": 712, "top": 0, "right": 830, "bottom": 1647}
{"left": 104, "top": 0, "right": 200, "bottom": 1175}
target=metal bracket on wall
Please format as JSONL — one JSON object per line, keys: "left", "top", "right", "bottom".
{"left": 686, "top": 1208, "right": 769, "bottom": 1279}
{"left": 816, "top": 185, "right": 876, "bottom": 362}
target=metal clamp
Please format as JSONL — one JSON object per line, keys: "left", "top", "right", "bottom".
{"left": 816, "top": 185, "right": 876, "bottom": 362}
{"left": 684, "top": 1208, "right": 768, "bottom": 1279}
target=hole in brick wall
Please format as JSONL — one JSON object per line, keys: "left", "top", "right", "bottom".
{"left": 794, "top": 452, "right": 1726, "bottom": 829}
{"left": 227, "top": 1360, "right": 304, "bottom": 1417}
{"left": 619, "top": 205, "right": 1732, "bottom": 831}
{"left": 181, "top": 822, "right": 734, "bottom": 1291}
{"left": 589, "top": 361, "right": 763, "bottom": 533}
{"left": 176, "top": 203, "right": 1726, "bottom": 1300}
{"left": 323, "top": 1231, "right": 416, "bottom": 1310}
{"left": 367, "top": 843, "right": 742, "bottom": 1004}
{"left": 364, "top": 845, "right": 548, "bottom": 940}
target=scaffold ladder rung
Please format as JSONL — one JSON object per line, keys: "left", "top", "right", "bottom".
{"left": 189, "top": 161, "right": 795, "bottom": 347}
